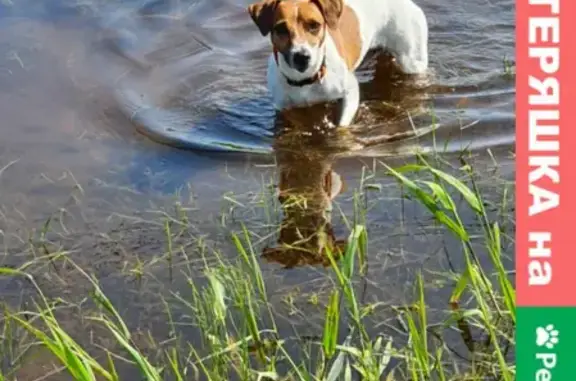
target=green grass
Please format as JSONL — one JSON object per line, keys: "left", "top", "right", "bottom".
{"left": 0, "top": 155, "right": 515, "bottom": 381}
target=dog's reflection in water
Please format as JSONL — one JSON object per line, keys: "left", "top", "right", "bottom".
{"left": 261, "top": 53, "right": 431, "bottom": 268}
{"left": 262, "top": 103, "right": 352, "bottom": 269}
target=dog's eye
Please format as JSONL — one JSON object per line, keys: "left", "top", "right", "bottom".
{"left": 273, "top": 23, "right": 289, "bottom": 36}
{"left": 305, "top": 21, "right": 322, "bottom": 34}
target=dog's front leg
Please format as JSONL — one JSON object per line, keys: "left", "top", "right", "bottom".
{"left": 337, "top": 76, "right": 360, "bottom": 127}
{"left": 395, "top": 5, "right": 429, "bottom": 75}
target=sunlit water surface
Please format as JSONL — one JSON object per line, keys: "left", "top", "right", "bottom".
{"left": 0, "top": 0, "right": 515, "bottom": 378}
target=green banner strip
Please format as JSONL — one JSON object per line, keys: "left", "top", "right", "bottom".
{"left": 517, "top": 307, "right": 576, "bottom": 381}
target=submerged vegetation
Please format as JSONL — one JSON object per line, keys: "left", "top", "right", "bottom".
{"left": 0, "top": 152, "right": 515, "bottom": 381}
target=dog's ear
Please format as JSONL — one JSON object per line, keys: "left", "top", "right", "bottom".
{"left": 248, "top": 0, "right": 279, "bottom": 36}
{"left": 313, "top": 0, "right": 343, "bottom": 29}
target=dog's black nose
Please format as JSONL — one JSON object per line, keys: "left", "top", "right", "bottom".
{"left": 292, "top": 51, "right": 311, "bottom": 72}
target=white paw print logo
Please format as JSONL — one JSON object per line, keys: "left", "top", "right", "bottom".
{"left": 536, "top": 324, "right": 559, "bottom": 349}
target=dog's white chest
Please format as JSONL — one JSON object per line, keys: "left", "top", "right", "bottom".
{"left": 286, "top": 75, "right": 346, "bottom": 106}
{"left": 267, "top": 56, "right": 349, "bottom": 110}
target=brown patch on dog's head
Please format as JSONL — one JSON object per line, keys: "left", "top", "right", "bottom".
{"left": 327, "top": 5, "right": 362, "bottom": 69}
{"left": 248, "top": 0, "right": 362, "bottom": 74}
{"left": 247, "top": 0, "right": 279, "bottom": 36}
{"left": 311, "top": 0, "right": 343, "bottom": 29}
{"left": 247, "top": 0, "right": 329, "bottom": 51}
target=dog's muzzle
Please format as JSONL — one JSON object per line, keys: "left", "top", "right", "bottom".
{"left": 291, "top": 51, "right": 311, "bottom": 72}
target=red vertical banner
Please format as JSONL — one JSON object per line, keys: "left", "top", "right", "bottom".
{"left": 515, "top": 2, "right": 575, "bottom": 379}
{"left": 516, "top": 0, "right": 576, "bottom": 306}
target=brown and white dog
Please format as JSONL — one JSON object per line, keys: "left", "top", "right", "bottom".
{"left": 247, "top": 0, "right": 429, "bottom": 127}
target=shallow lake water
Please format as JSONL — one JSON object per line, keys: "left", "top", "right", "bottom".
{"left": 0, "top": 0, "right": 515, "bottom": 378}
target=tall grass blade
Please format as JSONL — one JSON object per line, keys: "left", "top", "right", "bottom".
{"left": 427, "top": 167, "right": 482, "bottom": 213}
{"left": 323, "top": 289, "right": 341, "bottom": 359}
{"left": 207, "top": 271, "right": 227, "bottom": 324}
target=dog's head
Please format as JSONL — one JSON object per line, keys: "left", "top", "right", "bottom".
{"left": 248, "top": 0, "right": 343, "bottom": 77}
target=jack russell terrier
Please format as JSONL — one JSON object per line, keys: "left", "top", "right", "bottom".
{"left": 247, "top": 0, "right": 429, "bottom": 127}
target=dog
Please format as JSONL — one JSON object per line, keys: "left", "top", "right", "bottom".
{"left": 247, "top": 0, "right": 429, "bottom": 127}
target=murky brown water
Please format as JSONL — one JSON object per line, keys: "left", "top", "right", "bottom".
{"left": 0, "top": 0, "right": 515, "bottom": 378}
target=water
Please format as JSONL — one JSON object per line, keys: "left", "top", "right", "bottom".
{"left": 0, "top": 0, "right": 515, "bottom": 378}
{"left": 0, "top": 0, "right": 515, "bottom": 220}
